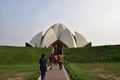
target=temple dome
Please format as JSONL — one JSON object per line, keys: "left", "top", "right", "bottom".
{"left": 26, "top": 23, "right": 91, "bottom": 48}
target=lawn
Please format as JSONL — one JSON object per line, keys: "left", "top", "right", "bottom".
{"left": 64, "top": 45, "right": 120, "bottom": 80}
{"left": 0, "top": 64, "right": 40, "bottom": 80}
{"left": 0, "top": 46, "right": 51, "bottom": 80}
{"left": 0, "top": 45, "right": 120, "bottom": 80}
{"left": 65, "top": 63, "right": 120, "bottom": 80}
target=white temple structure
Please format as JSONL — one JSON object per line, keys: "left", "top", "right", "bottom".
{"left": 26, "top": 23, "right": 91, "bottom": 48}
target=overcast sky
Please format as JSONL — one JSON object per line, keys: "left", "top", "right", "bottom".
{"left": 0, "top": 0, "right": 120, "bottom": 46}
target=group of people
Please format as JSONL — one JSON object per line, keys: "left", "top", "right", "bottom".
{"left": 49, "top": 53, "right": 63, "bottom": 70}
{"left": 39, "top": 44, "right": 64, "bottom": 80}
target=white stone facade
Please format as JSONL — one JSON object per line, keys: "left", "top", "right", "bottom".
{"left": 27, "top": 23, "right": 90, "bottom": 48}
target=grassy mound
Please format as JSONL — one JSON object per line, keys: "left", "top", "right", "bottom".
{"left": 64, "top": 45, "right": 120, "bottom": 63}
{"left": 0, "top": 46, "right": 51, "bottom": 80}
{"left": 0, "top": 45, "right": 120, "bottom": 80}
{"left": 0, "top": 46, "right": 51, "bottom": 65}
{"left": 64, "top": 45, "right": 120, "bottom": 80}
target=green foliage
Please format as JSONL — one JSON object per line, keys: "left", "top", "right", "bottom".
{"left": 64, "top": 45, "right": 120, "bottom": 80}
{"left": 24, "top": 71, "right": 40, "bottom": 80}
{"left": 64, "top": 45, "right": 120, "bottom": 63}
{"left": 0, "top": 46, "right": 51, "bottom": 65}
{"left": 0, "top": 64, "right": 39, "bottom": 80}
{"left": 65, "top": 63, "right": 94, "bottom": 80}
{"left": 0, "top": 46, "right": 51, "bottom": 80}
{"left": 0, "top": 45, "right": 120, "bottom": 80}
{"left": 65, "top": 63, "right": 120, "bottom": 80}
{"left": 65, "top": 63, "right": 81, "bottom": 80}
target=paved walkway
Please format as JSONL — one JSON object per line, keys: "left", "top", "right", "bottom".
{"left": 38, "top": 64, "right": 70, "bottom": 80}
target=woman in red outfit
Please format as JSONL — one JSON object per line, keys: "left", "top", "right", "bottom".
{"left": 49, "top": 54, "right": 54, "bottom": 70}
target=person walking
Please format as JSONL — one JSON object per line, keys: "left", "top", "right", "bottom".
{"left": 39, "top": 53, "right": 47, "bottom": 80}
{"left": 58, "top": 46, "right": 63, "bottom": 55}
{"left": 54, "top": 54, "right": 58, "bottom": 64}
{"left": 49, "top": 54, "right": 54, "bottom": 70}
{"left": 58, "top": 54, "right": 63, "bottom": 70}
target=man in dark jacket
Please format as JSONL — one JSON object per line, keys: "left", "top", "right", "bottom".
{"left": 39, "top": 53, "right": 47, "bottom": 80}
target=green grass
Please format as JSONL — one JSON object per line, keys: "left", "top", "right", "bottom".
{"left": 0, "top": 64, "right": 39, "bottom": 80}
{"left": 64, "top": 45, "right": 120, "bottom": 63}
{"left": 0, "top": 46, "right": 51, "bottom": 65}
{"left": 0, "top": 46, "right": 51, "bottom": 80}
{"left": 65, "top": 63, "right": 120, "bottom": 80}
{"left": 0, "top": 45, "right": 120, "bottom": 80}
{"left": 64, "top": 45, "right": 120, "bottom": 80}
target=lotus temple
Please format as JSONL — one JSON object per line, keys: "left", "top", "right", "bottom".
{"left": 26, "top": 23, "right": 91, "bottom": 48}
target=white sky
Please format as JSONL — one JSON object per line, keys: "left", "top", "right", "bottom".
{"left": 0, "top": 0, "right": 120, "bottom": 46}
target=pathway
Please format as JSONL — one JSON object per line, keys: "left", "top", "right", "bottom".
{"left": 38, "top": 64, "right": 70, "bottom": 80}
